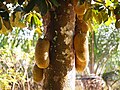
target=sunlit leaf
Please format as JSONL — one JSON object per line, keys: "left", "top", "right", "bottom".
{"left": 105, "top": 0, "right": 112, "bottom": 7}
{"left": 25, "top": 13, "right": 33, "bottom": 23}
{"left": 33, "top": 14, "right": 42, "bottom": 27}
{"left": 92, "top": 10, "right": 102, "bottom": 24}
{"left": 35, "top": 27, "right": 42, "bottom": 36}
{"left": 105, "top": 17, "right": 115, "bottom": 26}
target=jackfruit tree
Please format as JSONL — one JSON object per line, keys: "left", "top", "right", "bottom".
{"left": 0, "top": 0, "right": 120, "bottom": 89}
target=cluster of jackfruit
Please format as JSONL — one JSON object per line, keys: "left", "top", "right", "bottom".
{"left": 73, "top": 0, "right": 89, "bottom": 21}
{"left": 32, "top": 38, "right": 50, "bottom": 83}
{"left": 74, "top": 19, "right": 89, "bottom": 73}
{"left": 74, "top": 0, "right": 89, "bottom": 73}
{"left": 32, "top": 64, "right": 44, "bottom": 83}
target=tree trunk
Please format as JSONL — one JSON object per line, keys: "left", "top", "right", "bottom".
{"left": 43, "top": 0, "right": 76, "bottom": 90}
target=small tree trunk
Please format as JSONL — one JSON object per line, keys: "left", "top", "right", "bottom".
{"left": 90, "top": 30, "right": 95, "bottom": 74}
{"left": 43, "top": 0, "right": 76, "bottom": 90}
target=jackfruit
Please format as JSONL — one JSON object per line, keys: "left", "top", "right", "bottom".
{"left": 74, "top": 33, "right": 89, "bottom": 72}
{"left": 32, "top": 64, "right": 43, "bottom": 83}
{"left": 77, "top": 15, "right": 83, "bottom": 20}
{"left": 35, "top": 38, "right": 50, "bottom": 69}
{"left": 74, "top": 2, "right": 86, "bottom": 16}
{"left": 78, "top": 20, "right": 89, "bottom": 33}
{"left": 73, "top": 0, "right": 78, "bottom": 7}
{"left": 74, "top": 33, "right": 88, "bottom": 61}
{"left": 115, "top": 20, "right": 120, "bottom": 29}
{"left": 75, "top": 57, "right": 87, "bottom": 72}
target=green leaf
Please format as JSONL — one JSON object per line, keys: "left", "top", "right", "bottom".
{"left": 98, "top": 13, "right": 102, "bottom": 24}
{"left": 105, "top": 0, "right": 112, "bottom": 7}
{"left": 37, "top": 0, "right": 48, "bottom": 16}
{"left": 105, "top": 17, "right": 113, "bottom": 26}
{"left": 24, "top": 0, "right": 37, "bottom": 13}
{"left": 94, "top": 0, "right": 104, "bottom": 3}
{"left": 50, "top": 0, "right": 60, "bottom": 7}
{"left": 101, "top": 10, "right": 108, "bottom": 22}
{"left": 114, "top": 4, "right": 120, "bottom": 15}
{"left": 35, "top": 27, "right": 42, "bottom": 36}
{"left": 35, "top": 12, "right": 42, "bottom": 19}
{"left": 25, "top": 13, "right": 33, "bottom": 23}
{"left": 83, "top": 8, "right": 92, "bottom": 21}
{"left": 33, "top": 14, "right": 38, "bottom": 25}
{"left": 93, "top": 4, "right": 103, "bottom": 11}
{"left": 33, "top": 14, "right": 42, "bottom": 27}
{"left": 92, "top": 11, "right": 102, "bottom": 25}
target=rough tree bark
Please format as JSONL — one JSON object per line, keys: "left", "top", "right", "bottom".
{"left": 43, "top": 0, "right": 76, "bottom": 90}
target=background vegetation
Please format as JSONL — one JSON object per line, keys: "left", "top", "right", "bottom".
{"left": 0, "top": 0, "right": 120, "bottom": 89}
{"left": 0, "top": 23, "right": 120, "bottom": 90}
{"left": 0, "top": 28, "right": 43, "bottom": 90}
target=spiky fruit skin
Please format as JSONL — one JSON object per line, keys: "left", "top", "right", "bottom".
{"left": 35, "top": 38, "right": 50, "bottom": 69}
{"left": 32, "top": 64, "right": 43, "bottom": 83}
{"left": 75, "top": 57, "right": 87, "bottom": 72}
{"left": 74, "top": 33, "right": 88, "bottom": 61}
{"left": 78, "top": 20, "right": 89, "bottom": 33}
{"left": 77, "top": 15, "right": 83, "bottom": 20}
{"left": 74, "top": 33, "right": 89, "bottom": 72}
